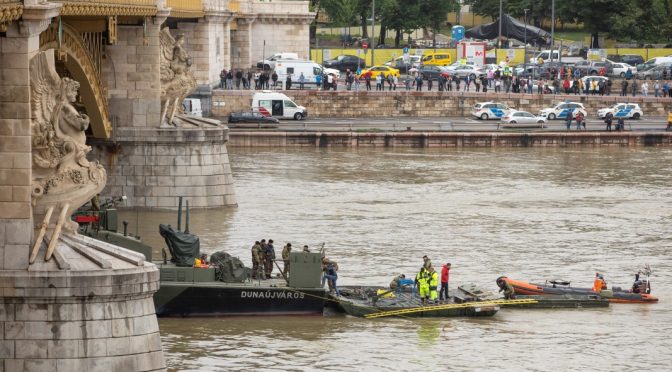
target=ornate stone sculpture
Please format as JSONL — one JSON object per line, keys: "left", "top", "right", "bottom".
{"left": 30, "top": 51, "right": 106, "bottom": 239}
{"left": 160, "top": 27, "right": 198, "bottom": 127}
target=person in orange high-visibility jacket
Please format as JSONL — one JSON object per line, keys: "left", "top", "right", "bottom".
{"left": 592, "top": 273, "right": 607, "bottom": 293}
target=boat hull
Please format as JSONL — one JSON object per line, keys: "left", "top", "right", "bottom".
{"left": 154, "top": 283, "right": 327, "bottom": 317}
{"left": 499, "top": 277, "right": 658, "bottom": 304}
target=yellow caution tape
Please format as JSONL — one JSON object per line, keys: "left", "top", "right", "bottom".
{"left": 363, "top": 298, "right": 538, "bottom": 319}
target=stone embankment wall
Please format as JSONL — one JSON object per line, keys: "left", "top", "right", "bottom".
{"left": 228, "top": 131, "right": 672, "bottom": 148}
{"left": 212, "top": 90, "right": 672, "bottom": 118}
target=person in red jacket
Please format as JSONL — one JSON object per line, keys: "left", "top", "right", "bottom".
{"left": 440, "top": 263, "right": 451, "bottom": 301}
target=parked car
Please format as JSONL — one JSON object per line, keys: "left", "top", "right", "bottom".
{"left": 636, "top": 57, "right": 672, "bottom": 72}
{"left": 322, "top": 55, "right": 366, "bottom": 72}
{"left": 256, "top": 52, "right": 299, "bottom": 70}
{"left": 449, "top": 65, "right": 484, "bottom": 79}
{"left": 573, "top": 60, "right": 612, "bottom": 75}
{"left": 608, "top": 54, "right": 644, "bottom": 66}
{"left": 610, "top": 62, "right": 637, "bottom": 77}
{"left": 384, "top": 55, "right": 421, "bottom": 73}
{"left": 472, "top": 102, "right": 513, "bottom": 120}
{"left": 359, "top": 65, "right": 400, "bottom": 79}
{"left": 597, "top": 103, "right": 643, "bottom": 119}
{"left": 417, "top": 65, "right": 449, "bottom": 80}
{"left": 228, "top": 111, "right": 280, "bottom": 124}
{"left": 635, "top": 63, "right": 672, "bottom": 80}
{"left": 500, "top": 110, "right": 547, "bottom": 128}
{"left": 538, "top": 102, "right": 587, "bottom": 120}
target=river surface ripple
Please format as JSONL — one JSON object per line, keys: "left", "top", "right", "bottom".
{"left": 119, "top": 147, "right": 672, "bottom": 371}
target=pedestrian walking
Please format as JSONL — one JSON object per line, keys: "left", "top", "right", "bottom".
{"left": 565, "top": 110, "right": 573, "bottom": 130}
{"left": 315, "top": 73, "right": 322, "bottom": 90}
{"left": 632, "top": 78, "right": 638, "bottom": 96}
{"left": 285, "top": 74, "right": 292, "bottom": 90}
{"left": 604, "top": 112, "right": 613, "bottom": 131}
{"left": 621, "top": 79, "right": 628, "bottom": 96}
{"left": 427, "top": 76, "right": 433, "bottom": 91}
{"left": 376, "top": 74, "right": 383, "bottom": 91}
{"left": 641, "top": 81, "right": 649, "bottom": 97}
{"left": 299, "top": 72, "right": 305, "bottom": 90}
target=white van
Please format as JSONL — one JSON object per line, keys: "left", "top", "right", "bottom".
{"left": 256, "top": 52, "right": 299, "bottom": 70}
{"left": 273, "top": 60, "right": 323, "bottom": 89}
{"left": 252, "top": 91, "right": 307, "bottom": 120}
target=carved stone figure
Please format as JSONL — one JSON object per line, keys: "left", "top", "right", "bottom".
{"left": 30, "top": 51, "right": 106, "bottom": 239}
{"left": 160, "top": 27, "right": 198, "bottom": 127}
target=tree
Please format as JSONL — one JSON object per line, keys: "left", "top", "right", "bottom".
{"left": 321, "top": 0, "right": 360, "bottom": 28}
{"left": 419, "top": 0, "right": 460, "bottom": 46}
{"left": 463, "top": 0, "right": 502, "bottom": 20}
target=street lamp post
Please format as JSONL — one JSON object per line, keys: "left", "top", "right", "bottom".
{"left": 498, "top": 0, "right": 503, "bottom": 49}
{"left": 550, "top": 0, "right": 555, "bottom": 65}
{"left": 523, "top": 9, "right": 529, "bottom": 71}
{"left": 371, "top": 0, "right": 375, "bottom": 67}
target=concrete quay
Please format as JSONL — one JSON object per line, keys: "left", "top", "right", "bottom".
{"left": 213, "top": 90, "right": 672, "bottom": 118}
{"left": 228, "top": 131, "right": 672, "bottom": 148}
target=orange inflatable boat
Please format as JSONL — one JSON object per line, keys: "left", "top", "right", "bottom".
{"left": 497, "top": 276, "right": 658, "bottom": 304}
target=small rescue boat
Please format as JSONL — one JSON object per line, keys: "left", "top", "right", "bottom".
{"left": 497, "top": 273, "right": 658, "bottom": 304}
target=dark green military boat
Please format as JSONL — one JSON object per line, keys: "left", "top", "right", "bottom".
{"left": 75, "top": 197, "right": 327, "bottom": 317}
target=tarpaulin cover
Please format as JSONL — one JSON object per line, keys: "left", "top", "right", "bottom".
{"left": 210, "top": 251, "right": 252, "bottom": 283}
{"left": 159, "top": 224, "right": 200, "bottom": 267}
{"left": 465, "top": 14, "right": 550, "bottom": 44}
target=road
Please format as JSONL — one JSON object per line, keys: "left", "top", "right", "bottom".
{"left": 229, "top": 116, "right": 670, "bottom": 132}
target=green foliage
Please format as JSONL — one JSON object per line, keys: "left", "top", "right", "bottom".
{"left": 321, "top": 0, "right": 361, "bottom": 27}
{"left": 462, "top": 0, "right": 672, "bottom": 43}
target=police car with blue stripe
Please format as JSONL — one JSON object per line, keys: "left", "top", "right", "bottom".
{"left": 538, "top": 102, "right": 587, "bottom": 120}
{"left": 597, "top": 103, "right": 642, "bottom": 119}
{"left": 472, "top": 102, "right": 512, "bottom": 120}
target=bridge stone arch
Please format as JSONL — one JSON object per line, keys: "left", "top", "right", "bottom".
{"left": 39, "top": 22, "right": 112, "bottom": 139}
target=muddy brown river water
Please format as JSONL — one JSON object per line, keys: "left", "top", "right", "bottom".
{"left": 118, "top": 147, "right": 672, "bottom": 371}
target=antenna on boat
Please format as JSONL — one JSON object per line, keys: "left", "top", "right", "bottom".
{"left": 185, "top": 200, "right": 190, "bottom": 234}
{"left": 177, "top": 196, "right": 183, "bottom": 231}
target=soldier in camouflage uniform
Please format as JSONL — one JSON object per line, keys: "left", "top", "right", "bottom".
{"left": 251, "top": 241, "right": 262, "bottom": 279}
{"left": 281, "top": 243, "right": 292, "bottom": 277}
